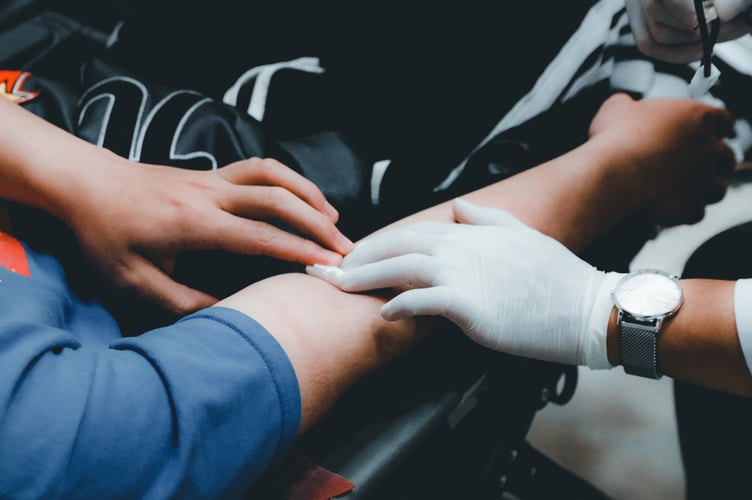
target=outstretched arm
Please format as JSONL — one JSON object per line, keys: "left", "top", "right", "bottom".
{"left": 0, "top": 96, "right": 352, "bottom": 314}
{"left": 606, "top": 279, "right": 748, "bottom": 395}
{"left": 303, "top": 94, "right": 751, "bottom": 398}
{"left": 1, "top": 92, "right": 732, "bottom": 497}
{"left": 219, "top": 92, "right": 738, "bottom": 431}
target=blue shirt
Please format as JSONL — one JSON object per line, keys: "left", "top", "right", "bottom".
{"left": 0, "top": 241, "right": 301, "bottom": 498}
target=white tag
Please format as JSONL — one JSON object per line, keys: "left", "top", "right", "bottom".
{"left": 702, "top": 2, "right": 719, "bottom": 23}
{"left": 689, "top": 62, "right": 721, "bottom": 98}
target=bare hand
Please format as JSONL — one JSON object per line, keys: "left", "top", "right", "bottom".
{"left": 588, "top": 93, "right": 737, "bottom": 226}
{"left": 63, "top": 155, "right": 353, "bottom": 315}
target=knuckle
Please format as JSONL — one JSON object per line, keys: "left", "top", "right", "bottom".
{"left": 392, "top": 231, "right": 416, "bottom": 251}
{"left": 259, "top": 157, "right": 284, "bottom": 172}
{"left": 172, "top": 203, "right": 205, "bottom": 231}
{"left": 250, "top": 225, "right": 279, "bottom": 254}
{"left": 264, "top": 185, "right": 291, "bottom": 207}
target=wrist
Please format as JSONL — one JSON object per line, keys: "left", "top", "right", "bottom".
{"left": 606, "top": 305, "right": 620, "bottom": 366}
{"left": 43, "top": 147, "right": 131, "bottom": 226}
{"left": 7, "top": 140, "right": 118, "bottom": 221}
{"left": 583, "top": 271, "right": 625, "bottom": 368}
{"left": 0, "top": 97, "right": 118, "bottom": 220}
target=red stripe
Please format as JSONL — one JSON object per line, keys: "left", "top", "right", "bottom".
{"left": 0, "top": 232, "right": 30, "bottom": 277}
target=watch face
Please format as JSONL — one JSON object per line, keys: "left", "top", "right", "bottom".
{"left": 612, "top": 269, "right": 683, "bottom": 319}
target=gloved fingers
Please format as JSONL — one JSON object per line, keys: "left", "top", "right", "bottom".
{"left": 452, "top": 198, "right": 533, "bottom": 231}
{"left": 341, "top": 224, "right": 453, "bottom": 270}
{"left": 340, "top": 253, "right": 444, "bottom": 292}
{"left": 381, "top": 286, "right": 462, "bottom": 321}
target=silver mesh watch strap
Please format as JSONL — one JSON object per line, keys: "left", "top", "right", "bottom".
{"left": 620, "top": 315, "right": 662, "bottom": 380}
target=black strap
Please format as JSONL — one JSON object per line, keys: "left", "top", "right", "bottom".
{"left": 694, "top": 0, "right": 721, "bottom": 77}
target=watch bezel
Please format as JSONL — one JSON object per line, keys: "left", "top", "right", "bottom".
{"left": 612, "top": 268, "right": 683, "bottom": 321}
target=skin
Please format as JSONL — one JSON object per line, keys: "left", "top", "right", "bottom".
{"left": 0, "top": 96, "right": 353, "bottom": 314}
{"left": 1, "top": 87, "right": 742, "bottom": 431}
{"left": 218, "top": 92, "right": 744, "bottom": 432}
{"left": 606, "top": 279, "right": 751, "bottom": 395}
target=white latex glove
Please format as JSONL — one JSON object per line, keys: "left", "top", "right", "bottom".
{"left": 625, "top": 0, "right": 752, "bottom": 63}
{"left": 307, "top": 199, "right": 624, "bottom": 369}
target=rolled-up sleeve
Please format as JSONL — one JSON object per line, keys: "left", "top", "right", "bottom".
{"left": 0, "top": 300, "right": 300, "bottom": 499}
{"left": 734, "top": 279, "right": 752, "bottom": 376}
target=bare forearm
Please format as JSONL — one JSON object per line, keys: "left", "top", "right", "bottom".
{"left": 217, "top": 136, "right": 641, "bottom": 432}
{"left": 216, "top": 273, "right": 436, "bottom": 432}
{"left": 218, "top": 94, "right": 738, "bottom": 431}
{"left": 606, "top": 279, "right": 752, "bottom": 396}
{"left": 0, "top": 97, "right": 118, "bottom": 219}
{"left": 373, "top": 135, "right": 640, "bottom": 252}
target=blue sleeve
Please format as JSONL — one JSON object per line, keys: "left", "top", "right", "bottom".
{"left": 0, "top": 303, "right": 301, "bottom": 499}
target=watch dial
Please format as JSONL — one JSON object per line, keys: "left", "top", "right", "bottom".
{"left": 613, "top": 271, "right": 682, "bottom": 318}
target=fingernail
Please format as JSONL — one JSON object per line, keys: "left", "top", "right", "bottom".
{"left": 336, "top": 232, "right": 355, "bottom": 253}
{"left": 324, "top": 201, "right": 339, "bottom": 220}
{"left": 319, "top": 250, "right": 344, "bottom": 266}
{"left": 380, "top": 304, "right": 399, "bottom": 321}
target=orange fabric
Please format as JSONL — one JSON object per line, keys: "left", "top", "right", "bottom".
{"left": 283, "top": 452, "right": 355, "bottom": 500}
{"left": 0, "top": 231, "right": 30, "bottom": 277}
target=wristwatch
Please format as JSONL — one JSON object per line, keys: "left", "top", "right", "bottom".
{"left": 611, "top": 269, "right": 683, "bottom": 379}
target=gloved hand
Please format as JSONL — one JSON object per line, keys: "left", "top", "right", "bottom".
{"left": 307, "top": 199, "right": 624, "bottom": 368}
{"left": 625, "top": 0, "right": 752, "bottom": 63}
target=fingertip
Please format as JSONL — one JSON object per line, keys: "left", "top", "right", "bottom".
{"left": 453, "top": 197, "right": 469, "bottom": 208}
{"left": 324, "top": 201, "right": 339, "bottom": 222}
{"left": 380, "top": 302, "right": 402, "bottom": 321}
{"left": 313, "top": 249, "right": 344, "bottom": 267}
{"left": 452, "top": 197, "right": 482, "bottom": 224}
{"left": 167, "top": 290, "right": 218, "bottom": 316}
{"left": 335, "top": 232, "right": 355, "bottom": 255}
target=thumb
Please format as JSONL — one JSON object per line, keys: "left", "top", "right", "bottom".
{"left": 125, "top": 258, "right": 218, "bottom": 315}
{"left": 453, "top": 198, "right": 531, "bottom": 230}
{"left": 589, "top": 93, "right": 635, "bottom": 137}
{"left": 381, "top": 286, "right": 476, "bottom": 333}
